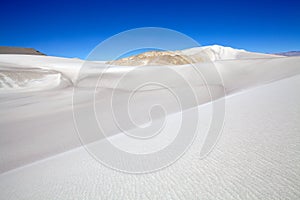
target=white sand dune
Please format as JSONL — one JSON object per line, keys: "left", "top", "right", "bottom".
{"left": 0, "top": 45, "right": 300, "bottom": 199}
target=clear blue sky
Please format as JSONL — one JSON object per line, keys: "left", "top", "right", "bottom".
{"left": 0, "top": 0, "right": 299, "bottom": 59}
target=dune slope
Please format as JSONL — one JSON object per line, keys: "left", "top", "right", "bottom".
{"left": 0, "top": 46, "right": 299, "bottom": 199}
{"left": 1, "top": 72, "right": 300, "bottom": 200}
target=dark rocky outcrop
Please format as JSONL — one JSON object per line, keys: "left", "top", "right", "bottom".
{"left": 0, "top": 46, "right": 46, "bottom": 55}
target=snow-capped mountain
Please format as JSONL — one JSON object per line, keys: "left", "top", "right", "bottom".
{"left": 108, "top": 45, "right": 282, "bottom": 66}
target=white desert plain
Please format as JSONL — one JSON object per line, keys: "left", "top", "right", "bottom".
{"left": 0, "top": 45, "right": 300, "bottom": 199}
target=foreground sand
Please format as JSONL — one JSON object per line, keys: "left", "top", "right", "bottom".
{"left": 0, "top": 52, "right": 300, "bottom": 199}
{"left": 0, "top": 73, "right": 299, "bottom": 199}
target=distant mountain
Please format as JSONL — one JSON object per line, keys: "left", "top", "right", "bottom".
{"left": 274, "top": 51, "right": 300, "bottom": 57}
{"left": 107, "top": 45, "right": 282, "bottom": 66}
{"left": 0, "top": 46, "right": 45, "bottom": 55}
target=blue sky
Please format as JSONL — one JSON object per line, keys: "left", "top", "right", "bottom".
{"left": 0, "top": 0, "right": 299, "bottom": 59}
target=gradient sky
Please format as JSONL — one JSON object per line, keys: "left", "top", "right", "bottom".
{"left": 1, "top": 0, "right": 299, "bottom": 59}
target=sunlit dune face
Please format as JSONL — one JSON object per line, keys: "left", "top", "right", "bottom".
{"left": 107, "top": 50, "right": 205, "bottom": 66}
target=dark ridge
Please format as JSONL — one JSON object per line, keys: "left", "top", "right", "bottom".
{"left": 0, "top": 46, "right": 46, "bottom": 55}
{"left": 274, "top": 51, "right": 300, "bottom": 57}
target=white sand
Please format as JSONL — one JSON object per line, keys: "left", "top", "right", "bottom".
{"left": 0, "top": 46, "right": 300, "bottom": 199}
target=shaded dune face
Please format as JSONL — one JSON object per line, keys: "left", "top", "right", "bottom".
{"left": 0, "top": 68, "right": 71, "bottom": 92}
